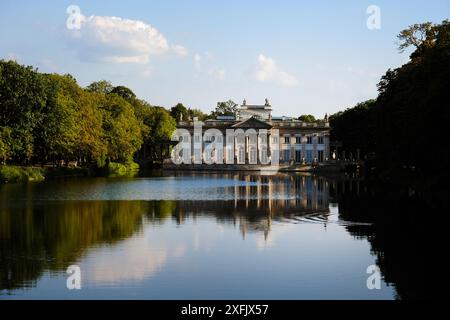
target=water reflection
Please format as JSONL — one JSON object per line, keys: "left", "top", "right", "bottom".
{"left": 0, "top": 173, "right": 441, "bottom": 299}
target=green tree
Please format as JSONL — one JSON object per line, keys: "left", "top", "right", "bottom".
{"left": 329, "top": 100, "right": 377, "bottom": 158}
{"left": 110, "top": 85, "right": 136, "bottom": 101}
{"left": 188, "top": 108, "right": 208, "bottom": 121}
{"left": 102, "top": 94, "right": 143, "bottom": 163}
{"left": 298, "top": 115, "right": 316, "bottom": 122}
{"left": 0, "top": 127, "right": 12, "bottom": 164}
{"left": 86, "top": 80, "right": 113, "bottom": 94}
{"left": 0, "top": 60, "right": 50, "bottom": 163}
{"left": 34, "top": 74, "right": 81, "bottom": 164}
{"left": 212, "top": 100, "right": 238, "bottom": 118}
{"left": 170, "top": 103, "right": 189, "bottom": 122}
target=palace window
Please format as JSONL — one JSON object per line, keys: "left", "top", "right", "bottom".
{"left": 226, "top": 149, "right": 234, "bottom": 163}
{"left": 318, "top": 150, "right": 324, "bottom": 162}
{"left": 238, "top": 147, "right": 245, "bottom": 164}
{"left": 307, "top": 136, "right": 313, "bottom": 144}
{"left": 318, "top": 136, "right": 324, "bottom": 144}
{"left": 306, "top": 150, "right": 313, "bottom": 163}
{"left": 283, "top": 149, "right": 290, "bottom": 163}
{"left": 284, "top": 136, "right": 290, "bottom": 144}
{"left": 296, "top": 136, "right": 302, "bottom": 144}
{"left": 260, "top": 146, "right": 268, "bottom": 163}
{"left": 260, "top": 135, "right": 267, "bottom": 144}
{"left": 249, "top": 147, "right": 257, "bottom": 164}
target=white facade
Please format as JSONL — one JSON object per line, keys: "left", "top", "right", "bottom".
{"left": 238, "top": 99, "right": 272, "bottom": 121}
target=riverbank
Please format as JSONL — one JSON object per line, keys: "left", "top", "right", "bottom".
{"left": 0, "top": 162, "right": 140, "bottom": 184}
{"left": 0, "top": 166, "right": 45, "bottom": 183}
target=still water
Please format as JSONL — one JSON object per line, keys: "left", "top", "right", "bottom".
{"left": 0, "top": 172, "right": 439, "bottom": 299}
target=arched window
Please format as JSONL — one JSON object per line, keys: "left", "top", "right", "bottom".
{"left": 238, "top": 147, "right": 245, "bottom": 164}
{"left": 249, "top": 147, "right": 257, "bottom": 164}
{"left": 260, "top": 146, "right": 268, "bottom": 164}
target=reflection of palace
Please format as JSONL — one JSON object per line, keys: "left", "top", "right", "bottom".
{"left": 175, "top": 100, "right": 331, "bottom": 167}
{"left": 168, "top": 173, "right": 330, "bottom": 239}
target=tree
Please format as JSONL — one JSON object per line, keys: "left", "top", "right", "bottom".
{"left": 398, "top": 22, "right": 435, "bottom": 54}
{"left": 0, "top": 127, "right": 12, "bottom": 164}
{"left": 102, "top": 94, "right": 143, "bottom": 163}
{"left": 329, "top": 100, "right": 377, "bottom": 158}
{"left": 134, "top": 104, "right": 176, "bottom": 163}
{"left": 0, "top": 60, "right": 50, "bottom": 163}
{"left": 76, "top": 91, "right": 107, "bottom": 165}
{"left": 188, "top": 108, "right": 208, "bottom": 121}
{"left": 170, "top": 103, "right": 189, "bottom": 122}
{"left": 86, "top": 80, "right": 113, "bottom": 94}
{"left": 32, "top": 74, "right": 82, "bottom": 164}
{"left": 110, "top": 86, "right": 136, "bottom": 101}
{"left": 212, "top": 100, "right": 238, "bottom": 118}
{"left": 330, "top": 20, "right": 450, "bottom": 175}
{"left": 298, "top": 115, "right": 316, "bottom": 122}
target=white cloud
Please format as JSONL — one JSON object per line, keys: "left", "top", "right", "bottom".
{"left": 208, "top": 67, "right": 226, "bottom": 80}
{"left": 194, "top": 53, "right": 202, "bottom": 70}
{"left": 171, "top": 44, "right": 188, "bottom": 56}
{"left": 255, "top": 54, "right": 298, "bottom": 87}
{"left": 69, "top": 15, "right": 186, "bottom": 64}
{"left": 193, "top": 52, "right": 225, "bottom": 80}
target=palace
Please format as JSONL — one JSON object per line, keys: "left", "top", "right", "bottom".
{"left": 172, "top": 99, "right": 331, "bottom": 169}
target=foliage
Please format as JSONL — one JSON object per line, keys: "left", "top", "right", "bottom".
{"left": 0, "top": 60, "right": 180, "bottom": 171}
{"left": 86, "top": 80, "right": 113, "bottom": 94}
{"left": 298, "top": 114, "right": 316, "bottom": 122}
{"left": 170, "top": 103, "right": 189, "bottom": 122}
{"left": 110, "top": 85, "right": 136, "bottom": 101}
{"left": 104, "top": 161, "right": 140, "bottom": 177}
{"left": 101, "top": 94, "right": 143, "bottom": 163}
{"left": 330, "top": 20, "right": 450, "bottom": 175}
{"left": 211, "top": 100, "right": 238, "bottom": 118}
{"left": 329, "top": 100, "right": 377, "bottom": 157}
{"left": 188, "top": 108, "right": 208, "bottom": 121}
{"left": 0, "top": 166, "right": 45, "bottom": 183}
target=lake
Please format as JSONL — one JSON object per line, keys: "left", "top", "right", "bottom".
{"left": 0, "top": 171, "right": 442, "bottom": 299}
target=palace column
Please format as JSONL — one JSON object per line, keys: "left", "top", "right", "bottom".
{"left": 301, "top": 135, "right": 306, "bottom": 164}
{"left": 290, "top": 133, "right": 295, "bottom": 163}
{"left": 313, "top": 135, "right": 318, "bottom": 163}
{"left": 324, "top": 134, "right": 330, "bottom": 161}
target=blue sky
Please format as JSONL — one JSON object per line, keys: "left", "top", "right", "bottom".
{"left": 1, "top": 0, "right": 449, "bottom": 117}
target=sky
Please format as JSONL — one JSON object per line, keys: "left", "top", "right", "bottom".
{"left": 0, "top": 0, "right": 449, "bottom": 117}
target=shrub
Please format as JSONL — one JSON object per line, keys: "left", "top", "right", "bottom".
{"left": 0, "top": 166, "right": 45, "bottom": 183}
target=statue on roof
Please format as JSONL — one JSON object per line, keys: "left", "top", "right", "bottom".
{"left": 324, "top": 113, "right": 328, "bottom": 121}
{"left": 243, "top": 99, "right": 246, "bottom": 106}
{"left": 265, "top": 98, "right": 270, "bottom": 106}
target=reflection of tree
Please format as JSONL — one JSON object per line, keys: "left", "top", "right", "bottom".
{"left": 0, "top": 201, "right": 146, "bottom": 291}
{"left": 335, "top": 180, "right": 446, "bottom": 300}
{"left": 0, "top": 174, "right": 331, "bottom": 293}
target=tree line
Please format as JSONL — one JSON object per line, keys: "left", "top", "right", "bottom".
{"left": 329, "top": 20, "right": 450, "bottom": 177}
{"left": 0, "top": 61, "right": 209, "bottom": 167}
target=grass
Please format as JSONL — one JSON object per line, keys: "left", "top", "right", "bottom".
{"left": 0, "top": 166, "right": 45, "bottom": 183}
{"left": 104, "top": 161, "right": 140, "bottom": 177}
{"left": 0, "top": 161, "right": 140, "bottom": 184}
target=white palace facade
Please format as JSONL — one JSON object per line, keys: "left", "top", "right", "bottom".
{"left": 174, "top": 99, "right": 331, "bottom": 168}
